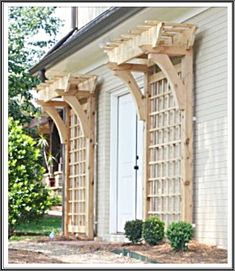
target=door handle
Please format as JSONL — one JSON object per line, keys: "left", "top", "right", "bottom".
{"left": 134, "top": 165, "right": 139, "bottom": 170}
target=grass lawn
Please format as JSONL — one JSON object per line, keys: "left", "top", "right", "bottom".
{"left": 13, "top": 215, "right": 62, "bottom": 237}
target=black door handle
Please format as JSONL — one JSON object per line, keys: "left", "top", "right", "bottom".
{"left": 134, "top": 165, "right": 139, "bottom": 170}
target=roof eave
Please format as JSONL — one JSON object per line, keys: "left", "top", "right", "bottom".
{"left": 29, "top": 7, "right": 145, "bottom": 75}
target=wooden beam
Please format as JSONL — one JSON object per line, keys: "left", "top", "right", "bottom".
{"left": 143, "top": 72, "right": 150, "bottom": 219}
{"left": 64, "top": 106, "right": 70, "bottom": 237}
{"left": 112, "top": 70, "right": 146, "bottom": 121}
{"left": 62, "top": 95, "right": 89, "bottom": 138}
{"left": 36, "top": 99, "right": 67, "bottom": 107}
{"left": 180, "top": 49, "right": 193, "bottom": 223}
{"left": 85, "top": 94, "right": 95, "bottom": 239}
{"left": 139, "top": 45, "right": 189, "bottom": 56}
{"left": 42, "top": 106, "right": 67, "bottom": 144}
{"left": 37, "top": 75, "right": 70, "bottom": 102}
{"left": 103, "top": 21, "right": 196, "bottom": 65}
{"left": 78, "top": 76, "right": 97, "bottom": 93}
{"left": 107, "top": 62, "right": 149, "bottom": 72}
{"left": 148, "top": 54, "right": 186, "bottom": 110}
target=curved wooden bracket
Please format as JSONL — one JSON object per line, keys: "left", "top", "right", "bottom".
{"left": 113, "top": 70, "right": 146, "bottom": 121}
{"left": 63, "top": 95, "right": 89, "bottom": 138}
{"left": 148, "top": 54, "right": 186, "bottom": 110}
{"left": 43, "top": 106, "right": 68, "bottom": 144}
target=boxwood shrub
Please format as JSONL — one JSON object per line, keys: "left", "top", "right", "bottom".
{"left": 166, "top": 221, "right": 193, "bottom": 250}
{"left": 124, "top": 219, "right": 143, "bottom": 244}
{"left": 142, "top": 216, "right": 165, "bottom": 245}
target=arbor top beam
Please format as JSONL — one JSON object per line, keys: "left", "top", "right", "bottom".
{"left": 36, "top": 74, "right": 97, "bottom": 102}
{"left": 103, "top": 20, "right": 197, "bottom": 65}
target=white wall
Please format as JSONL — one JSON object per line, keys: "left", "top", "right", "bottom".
{"left": 77, "top": 7, "right": 110, "bottom": 29}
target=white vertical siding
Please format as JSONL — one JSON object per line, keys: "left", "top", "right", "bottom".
{"left": 77, "top": 7, "right": 110, "bottom": 29}
{"left": 187, "top": 7, "right": 228, "bottom": 248}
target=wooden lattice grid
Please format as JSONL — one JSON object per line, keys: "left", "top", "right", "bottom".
{"left": 68, "top": 110, "right": 87, "bottom": 233}
{"left": 147, "top": 65, "right": 182, "bottom": 226}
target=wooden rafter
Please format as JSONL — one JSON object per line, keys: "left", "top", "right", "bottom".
{"left": 103, "top": 20, "right": 197, "bottom": 65}
{"left": 148, "top": 54, "right": 186, "bottom": 110}
{"left": 36, "top": 74, "right": 97, "bottom": 102}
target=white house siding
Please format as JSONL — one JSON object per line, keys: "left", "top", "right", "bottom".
{"left": 92, "top": 67, "right": 123, "bottom": 239}
{"left": 186, "top": 7, "right": 228, "bottom": 248}
{"left": 92, "top": 7, "right": 228, "bottom": 247}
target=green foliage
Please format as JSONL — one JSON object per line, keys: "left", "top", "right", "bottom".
{"left": 8, "top": 7, "right": 63, "bottom": 124}
{"left": 166, "top": 221, "right": 193, "bottom": 251}
{"left": 124, "top": 219, "right": 143, "bottom": 244}
{"left": 50, "top": 194, "right": 62, "bottom": 206}
{"left": 8, "top": 118, "right": 54, "bottom": 236}
{"left": 142, "top": 216, "right": 165, "bottom": 245}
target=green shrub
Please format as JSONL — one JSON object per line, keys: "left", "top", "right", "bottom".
{"left": 124, "top": 219, "right": 143, "bottom": 244}
{"left": 166, "top": 221, "right": 193, "bottom": 251}
{"left": 142, "top": 216, "right": 165, "bottom": 245}
{"left": 8, "top": 118, "right": 54, "bottom": 237}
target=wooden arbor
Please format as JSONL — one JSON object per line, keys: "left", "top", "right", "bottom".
{"left": 104, "top": 20, "right": 197, "bottom": 224}
{"left": 36, "top": 74, "right": 97, "bottom": 238}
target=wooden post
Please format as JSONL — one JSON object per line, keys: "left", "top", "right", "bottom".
{"left": 85, "top": 94, "right": 95, "bottom": 239}
{"left": 180, "top": 49, "right": 193, "bottom": 223}
{"left": 143, "top": 72, "right": 150, "bottom": 219}
{"left": 63, "top": 105, "right": 70, "bottom": 236}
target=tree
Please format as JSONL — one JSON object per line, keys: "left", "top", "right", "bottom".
{"left": 8, "top": 7, "right": 63, "bottom": 124}
{"left": 8, "top": 118, "right": 54, "bottom": 236}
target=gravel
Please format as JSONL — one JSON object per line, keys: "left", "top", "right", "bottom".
{"left": 8, "top": 241, "right": 144, "bottom": 264}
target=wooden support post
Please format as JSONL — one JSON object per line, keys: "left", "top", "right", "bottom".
{"left": 180, "top": 49, "right": 193, "bottom": 223}
{"left": 148, "top": 53, "right": 186, "bottom": 110}
{"left": 85, "top": 94, "right": 95, "bottom": 239}
{"left": 113, "top": 69, "right": 146, "bottom": 121}
{"left": 63, "top": 105, "right": 70, "bottom": 236}
{"left": 143, "top": 72, "right": 150, "bottom": 219}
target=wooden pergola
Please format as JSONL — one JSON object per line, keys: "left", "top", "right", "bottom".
{"left": 104, "top": 20, "right": 197, "bottom": 223}
{"left": 36, "top": 74, "right": 97, "bottom": 238}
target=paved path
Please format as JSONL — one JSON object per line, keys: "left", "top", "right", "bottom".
{"left": 9, "top": 240, "right": 145, "bottom": 264}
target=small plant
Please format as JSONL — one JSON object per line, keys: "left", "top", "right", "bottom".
{"left": 37, "top": 134, "right": 57, "bottom": 175}
{"left": 166, "top": 221, "right": 193, "bottom": 251}
{"left": 142, "top": 216, "right": 165, "bottom": 245}
{"left": 124, "top": 219, "right": 143, "bottom": 244}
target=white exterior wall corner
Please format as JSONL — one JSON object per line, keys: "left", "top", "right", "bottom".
{"left": 92, "top": 7, "right": 228, "bottom": 248}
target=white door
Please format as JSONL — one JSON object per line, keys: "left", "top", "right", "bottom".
{"left": 117, "top": 93, "right": 143, "bottom": 232}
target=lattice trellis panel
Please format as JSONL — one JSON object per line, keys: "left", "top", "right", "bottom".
{"left": 68, "top": 110, "right": 87, "bottom": 233}
{"left": 147, "top": 66, "right": 182, "bottom": 226}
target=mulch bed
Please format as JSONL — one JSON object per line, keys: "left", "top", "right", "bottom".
{"left": 122, "top": 240, "right": 227, "bottom": 264}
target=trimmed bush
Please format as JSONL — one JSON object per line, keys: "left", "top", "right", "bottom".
{"left": 166, "top": 221, "right": 193, "bottom": 251}
{"left": 124, "top": 219, "right": 143, "bottom": 244}
{"left": 142, "top": 216, "right": 165, "bottom": 245}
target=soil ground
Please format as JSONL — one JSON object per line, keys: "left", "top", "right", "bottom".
{"left": 8, "top": 238, "right": 227, "bottom": 264}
